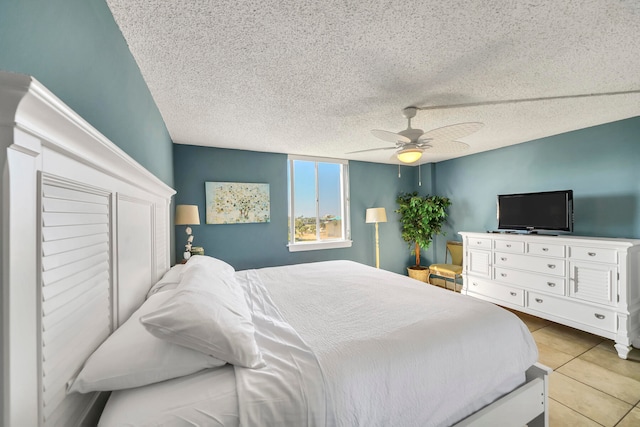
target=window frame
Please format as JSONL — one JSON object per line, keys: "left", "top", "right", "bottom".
{"left": 287, "top": 154, "right": 351, "bottom": 252}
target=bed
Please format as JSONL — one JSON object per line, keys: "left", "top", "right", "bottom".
{"left": 89, "top": 257, "right": 546, "bottom": 427}
{"left": 0, "top": 72, "right": 549, "bottom": 427}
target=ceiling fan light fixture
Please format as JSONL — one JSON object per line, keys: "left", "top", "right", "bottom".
{"left": 397, "top": 148, "right": 422, "bottom": 163}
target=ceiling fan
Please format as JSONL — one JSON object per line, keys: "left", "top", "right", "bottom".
{"left": 347, "top": 107, "right": 483, "bottom": 164}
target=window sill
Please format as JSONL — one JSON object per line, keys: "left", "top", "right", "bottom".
{"left": 287, "top": 240, "right": 353, "bottom": 252}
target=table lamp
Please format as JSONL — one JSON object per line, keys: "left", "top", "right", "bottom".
{"left": 175, "top": 204, "right": 200, "bottom": 260}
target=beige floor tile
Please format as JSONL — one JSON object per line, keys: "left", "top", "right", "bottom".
{"left": 536, "top": 341, "right": 575, "bottom": 370}
{"left": 595, "top": 340, "right": 619, "bottom": 354}
{"left": 595, "top": 340, "right": 640, "bottom": 362}
{"left": 532, "top": 325, "right": 602, "bottom": 357}
{"left": 580, "top": 346, "right": 640, "bottom": 383}
{"left": 549, "top": 372, "right": 631, "bottom": 426}
{"left": 616, "top": 406, "right": 640, "bottom": 427}
{"left": 625, "top": 347, "right": 640, "bottom": 362}
{"left": 507, "top": 309, "right": 552, "bottom": 332}
{"left": 510, "top": 311, "right": 640, "bottom": 424}
{"left": 557, "top": 358, "right": 640, "bottom": 405}
{"left": 548, "top": 398, "right": 601, "bottom": 427}
{"left": 543, "top": 322, "right": 604, "bottom": 347}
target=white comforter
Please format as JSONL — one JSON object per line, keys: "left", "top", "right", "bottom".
{"left": 234, "top": 260, "right": 538, "bottom": 427}
{"left": 100, "top": 260, "right": 537, "bottom": 426}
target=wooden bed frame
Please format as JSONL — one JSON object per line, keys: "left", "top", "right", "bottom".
{"left": 0, "top": 71, "right": 549, "bottom": 426}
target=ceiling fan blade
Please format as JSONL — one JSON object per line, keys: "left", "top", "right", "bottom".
{"left": 419, "top": 122, "right": 484, "bottom": 142}
{"left": 345, "top": 146, "right": 398, "bottom": 154}
{"left": 420, "top": 140, "right": 470, "bottom": 153}
{"left": 371, "top": 129, "right": 411, "bottom": 143}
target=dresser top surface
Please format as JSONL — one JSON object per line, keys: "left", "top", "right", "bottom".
{"left": 459, "top": 231, "right": 640, "bottom": 247}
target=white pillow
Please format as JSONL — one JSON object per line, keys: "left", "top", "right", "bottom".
{"left": 184, "top": 255, "right": 235, "bottom": 276}
{"left": 69, "top": 290, "right": 226, "bottom": 393}
{"left": 146, "top": 264, "right": 186, "bottom": 298}
{"left": 140, "top": 263, "right": 265, "bottom": 369}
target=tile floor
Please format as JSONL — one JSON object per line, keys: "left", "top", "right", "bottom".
{"left": 511, "top": 310, "right": 640, "bottom": 427}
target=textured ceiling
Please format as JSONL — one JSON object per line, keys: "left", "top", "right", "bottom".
{"left": 106, "top": 0, "right": 640, "bottom": 165}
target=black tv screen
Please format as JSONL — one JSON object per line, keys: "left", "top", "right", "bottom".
{"left": 497, "top": 190, "right": 573, "bottom": 232}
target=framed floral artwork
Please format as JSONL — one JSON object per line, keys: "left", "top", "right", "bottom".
{"left": 205, "top": 182, "right": 270, "bottom": 224}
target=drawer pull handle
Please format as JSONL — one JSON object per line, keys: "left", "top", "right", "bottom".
{"left": 535, "top": 298, "right": 543, "bottom": 303}
{"left": 547, "top": 282, "right": 556, "bottom": 287}
{"left": 501, "top": 273, "right": 507, "bottom": 277}
{"left": 501, "top": 257, "right": 507, "bottom": 261}
{"left": 506, "top": 244, "right": 511, "bottom": 248}
{"left": 542, "top": 247, "right": 549, "bottom": 251}
{"left": 594, "top": 313, "right": 605, "bottom": 320}
{"left": 547, "top": 264, "right": 556, "bottom": 269}
{"left": 588, "top": 252, "right": 596, "bottom": 256}
{"left": 472, "top": 282, "right": 478, "bottom": 286}
{"left": 510, "top": 292, "right": 517, "bottom": 296}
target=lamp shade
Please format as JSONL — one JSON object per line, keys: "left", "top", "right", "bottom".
{"left": 366, "top": 207, "right": 387, "bottom": 223}
{"left": 397, "top": 148, "right": 423, "bottom": 163}
{"left": 175, "top": 205, "right": 200, "bottom": 225}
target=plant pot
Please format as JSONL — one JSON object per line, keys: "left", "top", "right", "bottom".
{"left": 407, "top": 266, "right": 429, "bottom": 283}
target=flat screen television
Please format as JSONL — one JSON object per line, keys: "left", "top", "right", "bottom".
{"left": 497, "top": 190, "right": 573, "bottom": 233}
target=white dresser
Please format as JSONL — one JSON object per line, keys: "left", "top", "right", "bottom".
{"left": 460, "top": 232, "right": 640, "bottom": 359}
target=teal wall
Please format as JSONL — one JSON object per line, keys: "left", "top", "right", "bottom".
{"left": 0, "top": 1, "right": 174, "bottom": 418}
{"left": 431, "top": 116, "right": 640, "bottom": 259}
{"left": 174, "top": 116, "right": 640, "bottom": 274}
{"left": 173, "top": 144, "right": 422, "bottom": 274}
{"left": 0, "top": 0, "right": 173, "bottom": 186}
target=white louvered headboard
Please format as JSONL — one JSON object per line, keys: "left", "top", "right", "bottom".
{"left": 1, "top": 72, "right": 176, "bottom": 426}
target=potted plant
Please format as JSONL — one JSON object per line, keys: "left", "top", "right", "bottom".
{"left": 395, "top": 192, "right": 451, "bottom": 281}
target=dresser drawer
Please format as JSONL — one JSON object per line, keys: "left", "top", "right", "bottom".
{"left": 467, "top": 237, "right": 492, "bottom": 250}
{"left": 527, "top": 242, "right": 565, "bottom": 257}
{"left": 527, "top": 292, "right": 616, "bottom": 332}
{"left": 494, "top": 267, "right": 565, "bottom": 296}
{"left": 494, "top": 252, "right": 566, "bottom": 276}
{"left": 494, "top": 239, "right": 525, "bottom": 253}
{"left": 467, "top": 278, "right": 524, "bottom": 306}
{"left": 570, "top": 246, "right": 617, "bottom": 263}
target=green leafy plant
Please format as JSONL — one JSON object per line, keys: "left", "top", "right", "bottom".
{"left": 395, "top": 192, "right": 451, "bottom": 268}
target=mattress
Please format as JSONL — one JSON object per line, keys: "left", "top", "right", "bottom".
{"left": 100, "top": 260, "right": 538, "bottom": 426}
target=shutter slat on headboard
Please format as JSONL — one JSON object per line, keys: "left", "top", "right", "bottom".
{"left": 43, "top": 323, "right": 110, "bottom": 398}
{"left": 42, "top": 252, "right": 109, "bottom": 287}
{"left": 42, "top": 212, "right": 109, "bottom": 227}
{"left": 41, "top": 266, "right": 108, "bottom": 301}
{"left": 42, "top": 279, "right": 109, "bottom": 346}
{"left": 40, "top": 178, "right": 112, "bottom": 427}
{"left": 42, "top": 242, "right": 109, "bottom": 271}
{"left": 42, "top": 232, "right": 108, "bottom": 257}
{"left": 42, "top": 197, "right": 109, "bottom": 214}
{"left": 43, "top": 323, "right": 110, "bottom": 392}
{"left": 42, "top": 305, "right": 109, "bottom": 366}
{"left": 42, "top": 285, "right": 108, "bottom": 332}
{"left": 42, "top": 184, "right": 110, "bottom": 204}
{"left": 42, "top": 223, "right": 109, "bottom": 242}
{"left": 42, "top": 274, "right": 107, "bottom": 316}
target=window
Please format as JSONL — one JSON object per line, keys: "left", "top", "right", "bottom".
{"left": 287, "top": 155, "right": 351, "bottom": 252}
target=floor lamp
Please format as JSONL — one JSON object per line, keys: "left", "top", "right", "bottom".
{"left": 366, "top": 207, "right": 387, "bottom": 269}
